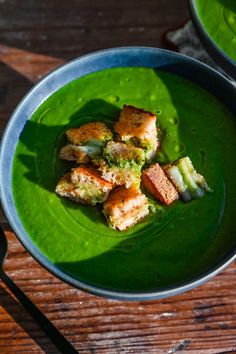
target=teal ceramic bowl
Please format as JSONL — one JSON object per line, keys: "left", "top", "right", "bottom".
{"left": 0, "top": 47, "right": 236, "bottom": 300}
{"left": 189, "top": 0, "right": 236, "bottom": 79}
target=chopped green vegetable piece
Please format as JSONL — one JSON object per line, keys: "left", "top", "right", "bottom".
{"left": 164, "top": 156, "right": 212, "bottom": 202}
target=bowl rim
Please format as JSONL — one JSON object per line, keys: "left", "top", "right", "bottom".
{"left": 189, "top": 0, "right": 236, "bottom": 80}
{"left": 0, "top": 46, "right": 236, "bottom": 301}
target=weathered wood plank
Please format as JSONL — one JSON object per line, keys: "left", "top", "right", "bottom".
{"left": 0, "top": 0, "right": 189, "bottom": 30}
{"left": 0, "top": 45, "right": 65, "bottom": 82}
{"left": 0, "top": 231, "right": 235, "bottom": 353}
{"left": 0, "top": 0, "right": 189, "bottom": 60}
{"left": 0, "top": 0, "right": 236, "bottom": 353}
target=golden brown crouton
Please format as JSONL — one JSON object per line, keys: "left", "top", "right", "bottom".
{"left": 103, "top": 186, "right": 149, "bottom": 230}
{"left": 66, "top": 122, "right": 112, "bottom": 146}
{"left": 56, "top": 166, "right": 113, "bottom": 205}
{"left": 99, "top": 141, "right": 145, "bottom": 187}
{"left": 59, "top": 144, "right": 90, "bottom": 164}
{"left": 59, "top": 122, "right": 112, "bottom": 164}
{"left": 141, "top": 163, "right": 179, "bottom": 205}
{"left": 114, "top": 105, "right": 159, "bottom": 161}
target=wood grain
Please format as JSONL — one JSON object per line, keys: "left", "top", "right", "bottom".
{"left": 1, "top": 231, "right": 236, "bottom": 354}
{"left": 0, "top": 0, "right": 189, "bottom": 60}
{"left": 0, "top": 44, "right": 65, "bottom": 83}
{"left": 0, "top": 0, "right": 236, "bottom": 353}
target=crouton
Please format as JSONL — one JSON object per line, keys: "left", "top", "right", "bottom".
{"left": 103, "top": 186, "right": 149, "bottom": 230}
{"left": 66, "top": 122, "right": 112, "bottom": 146}
{"left": 59, "top": 144, "right": 101, "bottom": 164}
{"left": 60, "top": 122, "right": 113, "bottom": 163}
{"left": 99, "top": 141, "right": 145, "bottom": 187}
{"left": 114, "top": 105, "right": 159, "bottom": 162}
{"left": 141, "top": 163, "right": 179, "bottom": 205}
{"left": 163, "top": 156, "right": 212, "bottom": 202}
{"left": 55, "top": 166, "right": 113, "bottom": 205}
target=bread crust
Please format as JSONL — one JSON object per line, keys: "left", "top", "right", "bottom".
{"left": 142, "top": 163, "right": 179, "bottom": 205}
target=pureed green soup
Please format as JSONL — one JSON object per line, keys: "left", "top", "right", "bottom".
{"left": 12, "top": 67, "right": 236, "bottom": 291}
{"left": 196, "top": 0, "right": 236, "bottom": 62}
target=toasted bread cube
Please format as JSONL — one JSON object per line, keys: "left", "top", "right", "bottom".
{"left": 99, "top": 141, "right": 145, "bottom": 188}
{"left": 59, "top": 144, "right": 101, "bottom": 164}
{"left": 103, "top": 186, "right": 149, "bottom": 230}
{"left": 114, "top": 105, "right": 159, "bottom": 161}
{"left": 55, "top": 166, "right": 113, "bottom": 205}
{"left": 60, "top": 122, "right": 112, "bottom": 163}
{"left": 66, "top": 122, "right": 112, "bottom": 146}
{"left": 141, "top": 163, "right": 179, "bottom": 205}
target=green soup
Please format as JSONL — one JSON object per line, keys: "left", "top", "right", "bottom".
{"left": 12, "top": 67, "right": 236, "bottom": 292}
{"left": 196, "top": 0, "right": 236, "bottom": 62}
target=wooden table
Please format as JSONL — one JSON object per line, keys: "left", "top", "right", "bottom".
{"left": 0, "top": 1, "right": 236, "bottom": 353}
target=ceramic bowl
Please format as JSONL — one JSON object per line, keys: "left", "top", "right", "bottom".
{"left": 189, "top": 0, "right": 236, "bottom": 80}
{"left": 0, "top": 47, "right": 236, "bottom": 300}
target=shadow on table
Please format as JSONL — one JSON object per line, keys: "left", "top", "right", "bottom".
{"left": 0, "top": 61, "right": 32, "bottom": 133}
{"left": 0, "top": 285, "right": 60, "bottom": 353}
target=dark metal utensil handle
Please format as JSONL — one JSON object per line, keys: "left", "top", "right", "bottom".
{"left": 0, "top": 269, "right": 78, "bottom": 354}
